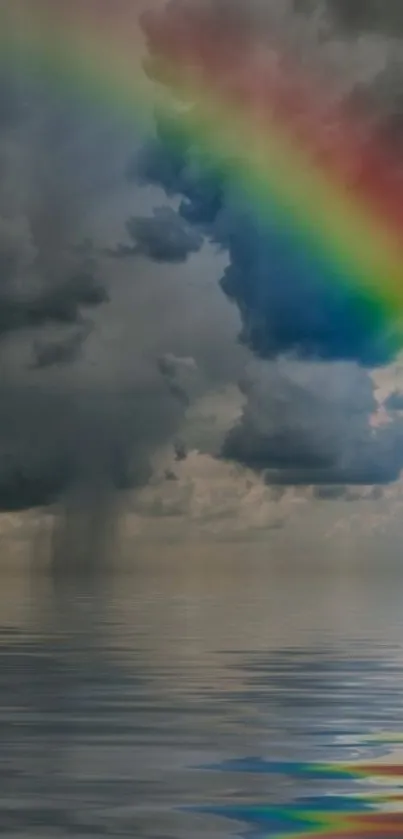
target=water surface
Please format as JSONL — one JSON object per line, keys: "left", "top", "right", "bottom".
{"left": 1, "top": 562, "right": 403, "bottom": 836}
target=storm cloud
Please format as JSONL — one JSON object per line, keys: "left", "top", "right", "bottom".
{"left": 221, "top": 361, "right": 403, "bottom": 486}
{"left": 0, "top": 9, "right": 206, "bottom": 567}
{"left": 126, "top": 207, "right": 203, "bottom": 262}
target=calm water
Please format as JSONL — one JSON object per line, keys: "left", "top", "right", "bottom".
{"left": 1, "top": 562, "right": 403, "bottom": 837}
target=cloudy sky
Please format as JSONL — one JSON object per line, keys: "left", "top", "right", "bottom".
{"left": 2, "top": 0, "right": 403, "bottom": 570}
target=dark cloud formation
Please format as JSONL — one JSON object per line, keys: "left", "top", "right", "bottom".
{"left": 0, "top": 71, "right": 203, "bottom": 565}
{"left": 107, "top": 207, "right": 202, "bottom": 263}
{"left": 0, "top": 71, "right": 109, "bottom": 368}
{"left": 174, "top": 440, "right": 188, "bottom": 462}
{"left": 31, "top": 325, "right": 90, "bottom": 370}
{"left": 126, "top": 207, "right": 203, "bottom": 262}
{"left": 0, "top": 378, "right": 187, "bottom": 512}
{"left": 0, "top": 263, "right": 107, "bottom": 339}
{"left": 32, "top": 370, "right": 193, "bottom": 574}
{"left": 158, "top": 353, "right": 199, "bottom": 407}
{"left": 0, "top": 74, "right": 113, "bottom": 527}
{"left": 0, "top": 19, "right": 206, "bottom": 572}
{"left": 0, "top": 36, "right": 248, "bottom": 574}
{"left": 221, "top": 361, "right": 403, "bottom": 486}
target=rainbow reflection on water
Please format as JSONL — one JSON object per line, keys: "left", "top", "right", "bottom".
{"left": 190, "top": 734, "right": 403, "bottom": 837}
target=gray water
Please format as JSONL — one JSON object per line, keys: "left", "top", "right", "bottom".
{"left": 1, "top": 561, "right": 403, "bottom": 837}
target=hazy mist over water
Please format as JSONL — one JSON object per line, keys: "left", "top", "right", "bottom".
{"left": 1, "top": 563, "right": 403, "bottom": 836}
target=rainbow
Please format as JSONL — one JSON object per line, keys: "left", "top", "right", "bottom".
{"left": 193, "top": 752, "right": 403, "bottom": 837}
{"left": 2, "top": 1, "right": 403, "bottom": 361}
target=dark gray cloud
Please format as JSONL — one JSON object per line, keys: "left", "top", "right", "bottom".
{"left": 107, "top": 207, "right": 202, "bottom": 262}
{"left": 221, "top": 361, "right": 403, "bottom": 486}
{"left": 158, "top": 353, "right": 200, "bottom": 407}
{"left": 0, "top": 264, "right": 107, "bottom": 340}
{"left": 0, "top": 28, "right": 201, "bottom": 555}
{"left": 125, "top": 207, "right": 203, "bottom": 262}
{"left": 0, "top": 81, "right": 114, "bottom": 527}
{"left": 0, "top": 71, "right": 109, "bottom": 365}
{"left": 0, "top": 378, "right": 187, "bottom": 512}
{"left": 174, "top": 440, "right": 188, "bottom": 462}
{"left": 0, "top": 34, "right": 242, "bottom": 577}
{"left": 31, "top": 325, "right": 90, "bottom": 370}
